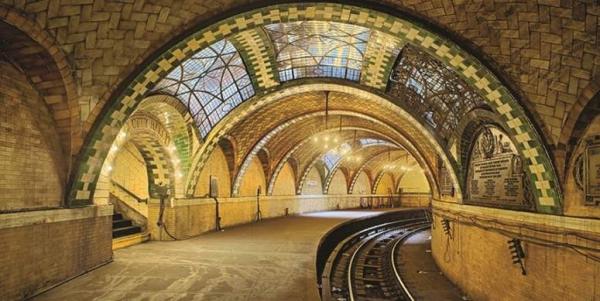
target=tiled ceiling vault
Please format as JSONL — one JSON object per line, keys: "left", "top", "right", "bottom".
{"left": 60, "top": 3, "right": 568, "bottom": 214}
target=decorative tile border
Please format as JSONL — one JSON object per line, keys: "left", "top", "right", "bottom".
{"left": 230, "top": 28, "right": 280, "bottom": 89}
{"left": 69, "top": 3, "right": 561, "bottom": 213}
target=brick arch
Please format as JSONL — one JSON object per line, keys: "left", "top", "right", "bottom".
{"left": 322, "top": 143, "right": 401, "bottom": 194}
{"left": 556, "top": 79, "right": 600, "bottom": 181}
{"left": 256, "top": 148, "right": 271, "bottom": 189}
{"left": 69, "top": 3, "right": 561, "bottom": 213}
{"left": 137, "top": 94, "right": 197, "bottom": 176}
{"left": 0, "top": 6, "right": 80, "bottom": 156}
{"left": 93, "top": 114, "right": 177, "bottom": 205}
{"left": 199, "top": 84, "right": 455, "bottom": 200}
{"left": 217, "top": 136, "right": 237, "bottom": 189}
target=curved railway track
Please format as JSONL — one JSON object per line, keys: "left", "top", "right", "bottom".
{"left": 321, "top": 218, "right": 430, "bottom": 301}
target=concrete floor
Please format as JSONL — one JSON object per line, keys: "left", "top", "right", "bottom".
{"left": 396, "top": 229, "right": 467, "bottom": 300}
{"left": 34, "top": 210, "right": 389, "bottom": 301}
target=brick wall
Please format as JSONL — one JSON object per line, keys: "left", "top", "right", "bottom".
{"left": 0, "top": 207, "right": 112, "bottom": 300}
{"left": 0, "top": 61, "right": 65, "bottom": 211}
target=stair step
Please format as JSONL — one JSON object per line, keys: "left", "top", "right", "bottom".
{"left": 112, "top": 219, "right": 132, "bottom": 228}
{"left": 112, "top": 232, "right": 150, "bottom": 250}
{"left": 112, "top": 225, "right": 142, "bottom": 238}
{"left": 112, "top": 213, "right": 123, "bottom": 221}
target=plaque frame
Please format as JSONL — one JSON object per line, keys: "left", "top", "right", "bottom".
{"left": 583, "top": 138, "right": 600, "bottom": 206}
{"left": 463, "top": 125, "right": 535, "bottom": 211}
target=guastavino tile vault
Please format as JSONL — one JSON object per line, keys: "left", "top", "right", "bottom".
{"left": 0, "top": 1, "right": 599, "bottom": 300}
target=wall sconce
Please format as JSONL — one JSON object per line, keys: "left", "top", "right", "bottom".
{"left": 508, "top": 238, "right": 527, "bottom": 275}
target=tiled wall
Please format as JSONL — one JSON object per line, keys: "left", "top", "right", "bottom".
{"left": 353, "top": 171, "right": 371, "bottom": 195}
{"left": 271, "top": 163, "right": 296, "bottom": 196}
{"left": 148, "top": 195, "right": 382, "bottom": 240}
{"left": 431, "top": 201, "right": 600, "bottom": 301}
{"left": 194, "top": 145, "right": 232, "bottom": 197}
{"left": 0, "top": 61, "right": 64, "bottom": 211}
{"left": 238, "top": 157, "right": 267, "bottom": 197}
{"left": 111, "top": 141, "right": 149, "bottom": 199}
{"left": 375, "top": 173, "right": 395, "bottom": 194}
{"left": 302, "top": 168, "right": 323, "bottom": 195}
{"left": 398, "top": 169, "right": 430, "bottom": 194}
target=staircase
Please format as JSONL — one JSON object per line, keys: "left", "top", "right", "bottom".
{"left": 112, "top": 210, "right": 142, "bottom": 238}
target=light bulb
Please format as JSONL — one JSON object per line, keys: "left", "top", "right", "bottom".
{"left": 324, "top": 136, "right": 330, "bottom": 142}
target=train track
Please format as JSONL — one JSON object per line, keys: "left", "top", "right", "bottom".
{"left": 321, "top": 218, "right": 430, "bottom": 301}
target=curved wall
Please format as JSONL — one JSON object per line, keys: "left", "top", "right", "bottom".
{"left": 302, "top": 167, "right": 323, "bottom": 195}
{"left": 375, "top": 173, "right": 395, "bottom": 195}
{"left": 0, "top": 61, "right": 64, "bottom": 211}
{"left": 398, "top": 169, "right": 430, "bottom": 194}
{"left": 353, "top": 171, "right": 371, "bottom": 194}
{"left": 272, "top": 162, "right": 296, "bottom": 196}
{"left": 111, "top": 142, "right": 149, "bottom": 199}
{"left": 328, "top": 171, "right": 348, "bottom": 195}
{"left": 194, "top": 146, "right": 232, "bottom": 197}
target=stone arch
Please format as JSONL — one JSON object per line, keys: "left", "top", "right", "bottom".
{"left": 0, "top": 6, "right": 80, "bottom": 156}
{"left": 69, "top": 3, "right": 561, "bottom": 213}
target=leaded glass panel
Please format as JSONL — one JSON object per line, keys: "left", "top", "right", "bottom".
{"left": 387, "top": 45, "right": 486, "bottom": 141}
{"left": 264, "top": 21, "right": 370, "bottom": 81}
{"left": 153, "top": 40, "right": 254, "bottom": 138}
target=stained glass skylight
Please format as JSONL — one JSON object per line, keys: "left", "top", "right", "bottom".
{"left": 153, "top": 40, "right": 254, "bottom": 138}
{"left": 359, "top": 138, "right": 394, "bottom": 147}
{"left": 322, "top": 150, "right": 341, "bottom": 171}
{"left": 387, "top": 45, "right": 486, "bottom": 141}
{"left": 264, "top": 21, "right": 370, "bottom": 82}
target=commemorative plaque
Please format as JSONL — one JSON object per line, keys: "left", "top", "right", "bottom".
{"left": 584, "top": 141, "right": 600, "bottom": 205}
{"left": 466, "top": 126, "right": 532, "bottom": 209}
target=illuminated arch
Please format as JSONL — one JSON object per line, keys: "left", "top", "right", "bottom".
{"left": 69, "top": 3, "right": 560, "bottom": 213}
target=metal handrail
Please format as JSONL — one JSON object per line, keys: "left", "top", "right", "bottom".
{"left": 111, "top": 181, "right": 148, "bottom": 203}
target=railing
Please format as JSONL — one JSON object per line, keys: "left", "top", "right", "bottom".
{"left": 358, "top": 195, "right": 401, "bottom": 208}
{"left": 111, "top": 181, "right": 147, "bottom": 203}
{"left": 315, "top": 209, "right": 429, "bottom": 297}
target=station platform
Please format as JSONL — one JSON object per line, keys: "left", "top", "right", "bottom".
{"left": 34, "top": 209, "right": 403, "bottom": 301}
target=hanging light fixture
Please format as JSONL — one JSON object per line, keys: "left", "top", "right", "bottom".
{"left": 384, "top": 147, "right": 395, "bottom": 170}
{"left": 314, "top": 91, "right": 342, "bottom": 151}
